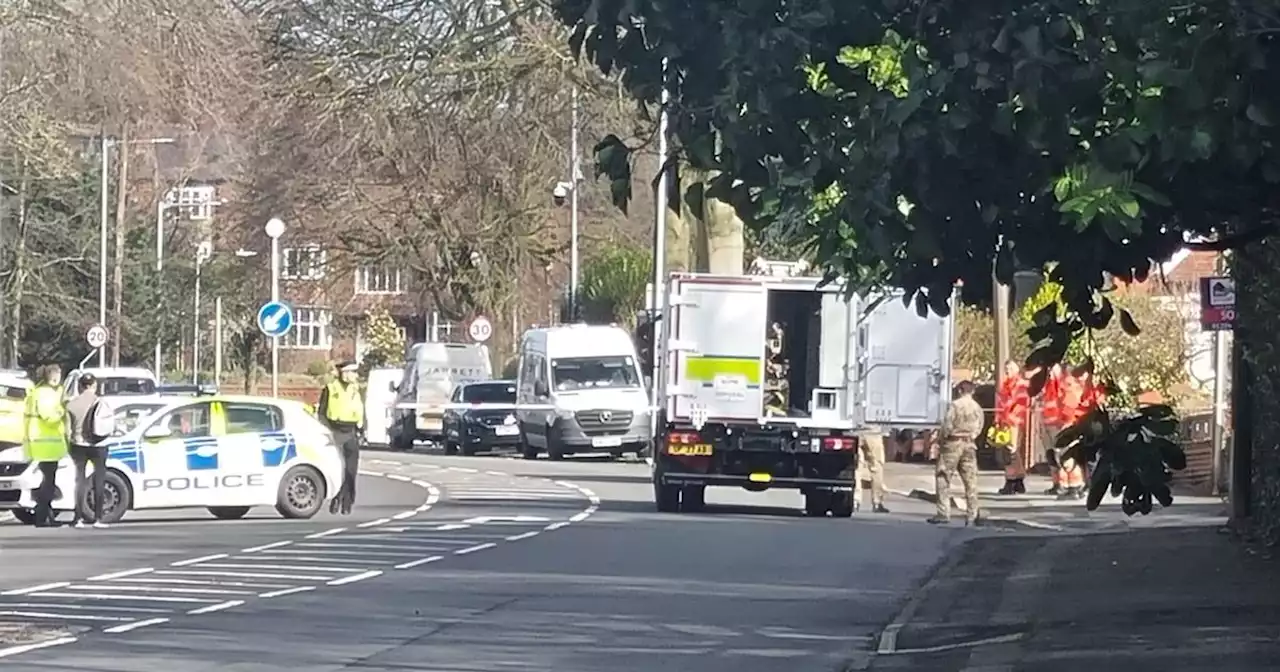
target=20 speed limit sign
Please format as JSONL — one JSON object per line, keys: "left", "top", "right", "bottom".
{"left": 86, "top": 324, "right": 109, "bottom": 349}
{"left": 468, "top": 316, "right": 493, "bottom": 343}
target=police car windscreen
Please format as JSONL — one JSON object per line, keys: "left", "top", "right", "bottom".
{"left": 115, "top": 403, "right": 164, "bottom": 433}
{"left": 462, "top": 383, "right": 516, "bottom": 404}
{"left": 99, "top": 377, "right": 156, "bottom": 396}
{"left": 552, "top": 356, "right": 640, "bottom": 391}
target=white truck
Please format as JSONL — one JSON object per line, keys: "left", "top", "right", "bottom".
{"left": 651, "top": 268, "right": 954, "bottom": 516}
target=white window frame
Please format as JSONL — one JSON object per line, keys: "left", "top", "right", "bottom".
{"left": 355, "top": 266, "right": 404, "bottom": 294}
{"left": 282, "top": 246, "right": 327, "bottom": 280}
{"left": 166, "top": 185, "right": 217, "bottom": 221}
{"left": 281, "top": 306, "right": 332, "bottom": 350}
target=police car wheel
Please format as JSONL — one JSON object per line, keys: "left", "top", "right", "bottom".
{"left": 276, "top": 466, "right": 326, "bottom": 519}
{"left": 208, "top": 506, "right": 251, "bottom": 520}
{"left": 87, "top": 470, "right": 132, "bottom": 524}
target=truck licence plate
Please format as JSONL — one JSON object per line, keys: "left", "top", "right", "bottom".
{"left": 494, "top": 426, "right": 519, "bottom": 436}
{"left": 591, "top": 436, "right": 623, "bottom": 448}
{"left": 0, "top": 482, "right": 16, "bottom": 491}
{"left": 668, "top": 444, "right": 713, "bottom": 456}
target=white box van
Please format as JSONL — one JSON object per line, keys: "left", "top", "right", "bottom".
{"left": 389, "top": 343, "right": 491, "bottom": 450}
{"left": 515, "top": 324, "right": 651, "bottom": 460}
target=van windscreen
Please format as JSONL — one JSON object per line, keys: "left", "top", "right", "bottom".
{"left": 98, "top": 377, "right": 156, "bottom": 396}
{"left": 551, "top": 356, "right": 639, "bottom": 391}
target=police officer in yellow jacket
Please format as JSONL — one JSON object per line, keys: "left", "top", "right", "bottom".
{"left": 24, "top": 364, "right": 67, "bottom": 527}
{"left": 318, "top": 361, "right": 363, "bottom": 515}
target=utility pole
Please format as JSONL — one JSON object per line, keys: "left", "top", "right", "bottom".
{"left": 1210, "top": 252, "right": 1230, "bottom": 496}
{"left": 98, "top": 134, "right": 110, "bottom": 367}
{"left": 568, "top": 87, "right": 580, "bottom": 315}
{"left": 650, "top": 58, "right": 670, "bottom": 434}
{"left": 110, "top": 124, "right": 130, "bottom": 366}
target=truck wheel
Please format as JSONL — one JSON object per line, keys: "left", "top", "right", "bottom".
{"left": 444, "top": 441, "right": 460, "bottom": 456}
{"left": 829, "top": 492, "right": 856, "bottom": 518}
{"left": 655, "top": 482, "right": 681, "bottom": 512}
{"left": 546, "top": 432, "right": 566, "bottom": 461}
{"left": 276, "top": 465, "right": 327, "bottom": 519}
{"left": 681, "top": 486, "right": 706, "bottom": 512}
{"left": 460, "top": 442, "right": 478, "bottom": 457}
{"left": 11, "top": 508, "right": 35, "bottom": 525}
{"left": 208, "top": 506, "right": 251, "bottom": 520}
{"left": 804, "top": 491, "right": 830, "bottom": 517}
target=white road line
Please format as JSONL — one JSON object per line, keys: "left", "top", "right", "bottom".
{"left": 306, "top": 528, "right": 346, "bottom": 539}
{"left": 0, "top": 602, "right": 170, "bottom": 614}
{"left": 89, "top": 568, "right": 154, "bottom": 581}
{"left": 484, "top": 470, "right": 507, "bottom": 477}
{"left": 450, "top": 493, "right": 580, "bottom": 500}
{"left": 192, "top": 563, "right": 362, "bottom": 574}
{"left": 30, "top": 592, "right": 218, "bottom": 604}
{"left": 0, "top": 636, "right": 78, "bottom": 659}
{"left": 0, "top": 610, "right": 129, "bottom": 622}
{"left": 275, "top": 547, "right": 424, "bottom": 558}
{"left": 454, "top": 543, "right": 496, "bottom": 556}
{"left": 114, "top": 577, "right": 292, "bottom": 590}
{"left": 450, "top": 467, "right": 479, "bottom": 474}
{"left": 545, "top": 522, "right": 570, "bottom": 531}
{"left": 327, "top": 570, "right": 382, "bottom": 586}
{"left": 428, "top": 523, "right": 470, "bottom": 531}
{"left": 314, "top": 534, "right": 480, "bottom": 545}
{"left": 246, "top": 554, "right": 395, "bottom": 565}
{"left": 63, "top": 584, "right": 255, "bottom": 596}
{"left": 259, "top": 586, "right": 315, "bottom": 599}
{"left": 393, "top": 556, "right": 443, "bottom": 570}
{"left": 187, "top": 600, "right": 244, "bottom": 615}
{"left": 391, "top": 511, "right": 416, "bottom": 520}
{"left": 386, "top": 474, "right": 411, "bottom": 482}
{"left": 156, "top": 570, "right": 334, "bottom": 581}
{"left": 569, "top": 512, "right": 590, "bottom": 523}
{"left": 242, "top": 541, "right": 293, "bottom": 553}
{"left": 104, "top": 618, "right": 170, "bottom": 633}
{"left": 297, "top": 542, "right": 460, "bottom": 552}
{"left": 412, "top": 480, "right": 432, "bottom": 489}
{"left": 2, "top": 582, "right": 71, "bottom": 596}
{"left": 171, "top": 554, "right": 229, "bottom": 567}
{"left": 357, "top": 518, "right": 392, "bottom": 528}
{"left": 505, "top": 531, "right": 540, "bottom": 542}
{"left": 357, "top": 470, "right": 385, "bottom": 477}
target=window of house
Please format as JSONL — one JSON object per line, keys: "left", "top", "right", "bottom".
{"left": 282, "top": 307, "right": 332, "bottom": 349}
{"left": 355, "top": 266, "right": 404, "bottom": 294}
{"left": 167, "top": 185, "right": 217, "bottom": 221}
{"left": 282, "top": 246, "right": 326, "bottom": 280}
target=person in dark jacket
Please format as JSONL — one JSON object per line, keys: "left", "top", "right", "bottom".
{"left": 65, "top": 373, "right": 114, "bottom": 528}
{"left": 318, "top": 361, "right": 363, "bottom": 515}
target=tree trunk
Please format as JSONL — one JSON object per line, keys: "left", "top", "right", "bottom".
{"left": 8, "top": 159, "right": 28, "bottom": 367}
{"left": 703, "top": 169, "right": 745, "bottom": 275}
{"left": 111, "top": 123, "right": 130, "bottom": 365}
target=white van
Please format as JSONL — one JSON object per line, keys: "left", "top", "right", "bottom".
{"left": 389, "top": 343, "right": 491, "bottom": 450}
{"left": 364, "top": 366, "right": 404, "bottom": 447}
{"left": 515, "top": 324, "right": 651, "bottom": 460}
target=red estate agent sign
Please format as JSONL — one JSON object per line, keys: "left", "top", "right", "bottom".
{"left": 1200, "top": 276, "right": 1235, "bottom": 331}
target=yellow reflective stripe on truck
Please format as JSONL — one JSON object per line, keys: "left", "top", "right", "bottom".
{"left": 683, "top": 356, "right": 763, "bottom": 386}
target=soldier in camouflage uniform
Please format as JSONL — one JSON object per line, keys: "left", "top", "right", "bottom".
{"left": 929, "top": 380, "right": 984, "bottom": 525}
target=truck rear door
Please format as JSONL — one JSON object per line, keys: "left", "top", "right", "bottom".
{"left": 855, "top": 292, "right": 953, "bottom": 427}
{"left": 667, "top": 277, "right": 769, "bottom": 423}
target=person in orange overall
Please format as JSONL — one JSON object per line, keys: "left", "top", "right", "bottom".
{"left": 1039, "top": 364, "right": 1067, "bottom": 495}
{"left": 1049, "top": 366, "right": 1090, "bottom": 496}
{"left": 995, "top": 360, "right": 1030, "bottom": 495}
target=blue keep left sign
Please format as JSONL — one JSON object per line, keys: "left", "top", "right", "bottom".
{"left": 257, "top": 301, "right": 294, "bottom": 338}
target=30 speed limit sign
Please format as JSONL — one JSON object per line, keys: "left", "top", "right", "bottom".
{"left": 468, "top": 316, "right": 493, "bottom": 343}
{"left": 86, "top": 324, "right": 109, "bottom": 349}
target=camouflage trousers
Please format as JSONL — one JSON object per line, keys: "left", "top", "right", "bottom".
{"left": 936, "top": 442, "right": 980, "bottom": 521}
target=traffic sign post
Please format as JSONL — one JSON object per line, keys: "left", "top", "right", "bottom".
{"left": 1200, "top": 276, "right": 1236, "bottom": 331}
{"left": 468, "top": 315, "right": 493, "bottom": 343}
{"left": 257, "top": 302, "right": 294, "bottom": 338}
{"left": 86, "top": 324, "right": 109, "bottom": 350}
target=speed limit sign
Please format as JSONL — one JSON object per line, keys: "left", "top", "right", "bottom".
{"left": 468, "top": 316, "right": 493, "bottom": 343}
{"left": 86, "top": 324, "right": 109, "bottom": 349}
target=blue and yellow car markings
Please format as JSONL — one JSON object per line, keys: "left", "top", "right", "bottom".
{"left": 184, "top": 436, "right": 220, "bottom": 471}
{"left": 259, "top": 431, "right": 298, "bottom": 467}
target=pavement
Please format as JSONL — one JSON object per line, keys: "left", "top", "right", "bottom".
{"left": 0, "top": 447, "right": 1257, "bottom": 671}
{"left": 870, "top": 526, "right": 1280, "bottom": 670}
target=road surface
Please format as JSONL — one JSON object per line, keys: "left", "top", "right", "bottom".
{"left": 0, "top": 451, "right": 975, "bottom": 671}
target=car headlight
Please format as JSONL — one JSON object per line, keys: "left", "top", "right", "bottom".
{"left": 556, "top": 409, "right": 575, "bottom": 420}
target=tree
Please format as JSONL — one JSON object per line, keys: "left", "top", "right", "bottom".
{"left": 361, "top": 308, "right": 407, "bottom": 371}
{"left": 549, "top": 0, "right": 1275, "bottom": 514}
{"left": 577, "top": 243, "right": 651, "bottom": 327}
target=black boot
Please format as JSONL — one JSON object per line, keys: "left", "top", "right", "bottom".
{"left": 997, "top": 480, "right": 1016, "bottom": 495}
{"left": 1013, "top": 478, "right": 1026, "bottom": 494}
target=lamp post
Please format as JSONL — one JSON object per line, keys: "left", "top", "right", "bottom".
{"left": 192, "top": 241, "right": 212, "bottom": 383}
{"left": 569, "top": 87, "right": 580, "bottom": 313}
{"left": 154, "top": 184, "right": 222, "bottom": 379}
{"left": 265, "top": 218, "right": 286, "bottom": 398}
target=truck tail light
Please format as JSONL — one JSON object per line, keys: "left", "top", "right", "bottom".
{"left": 821, "top": 437, "right": 854, "bottom": 451}
{"left": 669, "top": 431, "right": 702, "bottom": 445}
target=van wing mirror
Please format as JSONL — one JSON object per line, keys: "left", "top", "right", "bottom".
{"left": 389, "top": 381, "right": 399, "bottom": 393}
{"left": 533, "top": 380, "right": 549, "bottom": 397}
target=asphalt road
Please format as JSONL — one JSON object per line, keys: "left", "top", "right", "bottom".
{"left": 0, "top": 450, "right": 978, "bottom": 671}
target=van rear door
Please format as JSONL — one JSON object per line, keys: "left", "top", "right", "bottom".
{"left": 666, "top": 276, "right": 768, "bottom": 423}
{"left": 855, "top": 292, "right": 953, "bottom": 427}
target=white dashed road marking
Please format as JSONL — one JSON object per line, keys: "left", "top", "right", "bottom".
{"left": 0, "top": 461, "right": 599, "bottom": 660}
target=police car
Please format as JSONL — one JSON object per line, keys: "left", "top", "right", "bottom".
{"left": 0, "top": 395, "right": 344, "bottom": 525}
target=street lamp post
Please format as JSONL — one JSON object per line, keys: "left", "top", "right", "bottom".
{"left": 265, "top": 218, "right": 286, "bottom": 398}
{"left": 192, "top": 241, "right": 212, "bottom": 383}
{"left": 153, "top": 184, "right": 222, "bottom": 379}
{"left": 569, "top": 87, "right": 580, "bottom": 314}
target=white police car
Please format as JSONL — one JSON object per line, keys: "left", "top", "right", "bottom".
{"left": 0, "top": 395, "right": 344, "bottom": 524}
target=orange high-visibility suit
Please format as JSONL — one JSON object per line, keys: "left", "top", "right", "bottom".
{"left": 996, "top": 373, "right": 1030, "bottom": 481}
{"left": 1055, "top": 374, "right": 1087, "bottom": 494}
{"left": 1038, "top": 367, "right": 1066, "bottom": 494}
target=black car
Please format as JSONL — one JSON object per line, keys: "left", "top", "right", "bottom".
{"left": 442, "top": 380, "right": 520, "bottom": 456}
